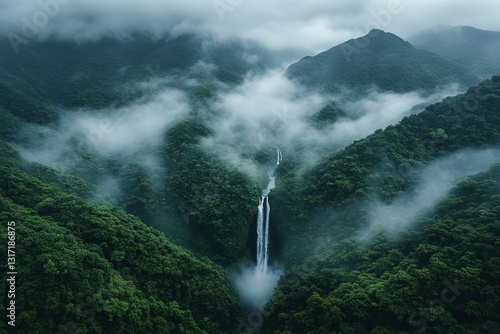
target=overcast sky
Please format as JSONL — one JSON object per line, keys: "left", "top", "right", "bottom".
{"left": 1, "top": 0, "right": 499, "bottom": 54}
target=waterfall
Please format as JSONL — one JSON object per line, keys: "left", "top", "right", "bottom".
{"left": 256, "top": 196, "right": 266, "bottom": 272}
{"left": 276, "top": 148, "right": 283, "bottom": 165}
{"left": 263, "top": 196, "right": 270, "bottom": 270}
{"left": 234, "top": 149, "right": 284, "bottom": 312}
{"left": 255, "top": 149, "right": 282, "bottom": 273}
{"left": 256, "top": 195, "right": 270, "bottom": 272}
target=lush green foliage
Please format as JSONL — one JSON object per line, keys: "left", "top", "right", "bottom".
{"left": 259, "top": 77, "right": 500, "bottom": 333}
{"left": 0, "top": 34, "right": 274, "bottom": 109}
{"left": 0, "top": 144, "right": 241, "bottom": 333}
{"left": 164, "top": 116, "right": 260, "bottom": 264}
{"left": 263, "top": 165, "right": 500, "bottom": 333}
{"left": 309, "top": 101, "right": 349, "bottom": 129}
{"left": 0, "top": 34, "right": 268, "bottom": 264}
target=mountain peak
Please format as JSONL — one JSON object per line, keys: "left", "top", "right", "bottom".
{"left": 367, "top": 28, "right": 385, "bottom": 35}
{"left": 344, "top": 29, "right": 412, "bottom": 50}
{"left": 286, "top": 30, "right": 477, "bottom": 93}
{"left": 364, "top": 28, "right": 402, "bottom": 38}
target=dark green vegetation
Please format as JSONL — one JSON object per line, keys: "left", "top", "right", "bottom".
{"left": 164, "top": 116, "right": 260, "bottom": 263}
{"left": 0, "top": 34, "right": 274, "bottom": 109}
{"left": 0, "top": 142, "right": 240, "bottom": 333}
{"left": 409, "top": 25, "right": 500, "bottom": 80}
{"left": 264, "top": 164, "right": 500, "bottom": 333}
{"left": 0, "top": 33, "right": 266, "bottom": 332}
{"left": 309, "top": 101, "right": 349, "bottom": 130}
{"left": 287, "top": 29, "right": 479, "bottom": 93}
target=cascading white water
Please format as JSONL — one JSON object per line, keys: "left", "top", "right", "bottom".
{"left": 276, "top": 148, "right": 282, "bottom": 165}
{"left": 255, "top": 149, "right": 281, "bottom": 273}
{"left": 256, "top": 196, "right": 266, "bottom": 272}
{"left": 256, "top": 195, "right": 271, "bottom": 272}
{"left": 263, "top": 196, "right": 270, "bottom": 269}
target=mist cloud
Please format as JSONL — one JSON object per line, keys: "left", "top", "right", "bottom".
{"left": 359, "top": 147, "right": 500, "bottom": 241}
{"left": 15, "top": 86, "right": 189, "bottom": 172}
{"left": 233, "top": 265, "right": 283, "bottom": 311}
{"left": 201, "top": 70, "right": 462, "bottom": 178}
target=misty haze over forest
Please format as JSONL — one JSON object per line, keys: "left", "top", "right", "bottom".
{"left": 1, "top": 1, "right": 500, "bottom": 333}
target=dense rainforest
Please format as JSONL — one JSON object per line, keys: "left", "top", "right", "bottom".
{"left": 1, "top": 26, "right": 499, "bottom": 333}
{"left": 264, "top": 164, "right": 500, "bottom": 333}
{"left": 0, "top": 142, "right": 241, "bottom": 333}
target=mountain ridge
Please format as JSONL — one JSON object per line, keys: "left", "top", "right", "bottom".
{"left": 408, "top": 25, "right": 500, "bottom": 78}
{"left": 0, "top": 33, "right": 276, "bottom": 109}
{"left": 286, "top": 29, "right": 479, "bottom": 93}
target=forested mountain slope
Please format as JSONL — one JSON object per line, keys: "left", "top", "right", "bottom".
{"left": 0, "top": 34, "right": 273, "bottom": 109}
{"left": 409, "top": 26, "right": 500, "bottom": 79}
{"left": 0, "top": 142, "right": 240, "bottom": 334}
{"left": 286, "top": 29, "right": 478, "bottom": 93}
{"left": 272, "top": 76, "right": 500, "bottom": 262}
{"left": 264, "top": 164, "right": 500, "bottom": 333}
{"left": 0, "top": 62, "right": 261, "bottom": 265}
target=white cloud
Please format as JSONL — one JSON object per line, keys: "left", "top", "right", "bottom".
{"left": 201, "top": 70, "right": 462, "bottom": 177}
{"left": 1, "top": 0, "right": 498, "bottom": 55}
{"left": 15, "top": 86, "right": 189, "bottom": 172}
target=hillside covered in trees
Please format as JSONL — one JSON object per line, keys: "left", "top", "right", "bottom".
{"left": 0, "top": 142, "right": 241, "bottom": 333}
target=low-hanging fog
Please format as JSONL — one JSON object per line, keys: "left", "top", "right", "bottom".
{"left": 359, "top": 147, "right": 500, "bottom": 241}
{"left": 202, "top": 69, "right": 462, "bottom": 179}
{"left": 14, "top": 86, "right": 189, "bottom": 174}
{"left": 12, "top": 60, "right": 472, "bottom": 239}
